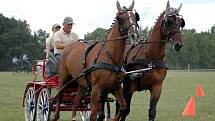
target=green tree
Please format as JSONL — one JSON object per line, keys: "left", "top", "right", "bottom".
{"left": 84, "top": 27, "right": 109, "bottom": 43}
{"left": 0, "top": 14, "right": 47, "bottom": 71}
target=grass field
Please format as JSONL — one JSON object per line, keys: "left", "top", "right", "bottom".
{"left": 0, "top": 71, "right": 214, "bottom": 121}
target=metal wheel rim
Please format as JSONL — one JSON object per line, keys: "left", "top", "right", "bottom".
{"left": 24, "top": 87, "right": 36, "bottom": 121}
{"left": 36, "top": 88, "right": 51, "bottom": 121}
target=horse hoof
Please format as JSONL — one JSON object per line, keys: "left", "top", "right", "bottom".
{"left": 71, "top": 117, "right": 76, "bottom": 121}
{"left": 50, "top": 116, "right": 58, "bottom": 121}
{"left": 50, "top": 118, "right": 57, "bottom": 121}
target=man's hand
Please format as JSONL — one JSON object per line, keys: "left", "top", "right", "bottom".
{"left": 55, "top": 41, "right": 65, "bottom": 49}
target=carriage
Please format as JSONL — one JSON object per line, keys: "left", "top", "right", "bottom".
{"left": 22, "top": 60, "right": 114, "bottom": 121}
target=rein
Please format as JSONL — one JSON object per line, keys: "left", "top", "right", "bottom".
{"left": 104, "top": 34, "right": 129, "bottom": 42}
{"left": 103, "top": 22, "right": 137, "bottom": 42}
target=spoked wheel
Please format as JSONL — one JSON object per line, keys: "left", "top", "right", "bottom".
{"left": 24, "top": 87, "right": 37, "bottom": 121}
{"left": 36, "top": 88, "right": 51, "bottom": 121}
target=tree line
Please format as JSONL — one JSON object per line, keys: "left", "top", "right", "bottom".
{"left": 0, "top": 14, "right": 47, "bottom": 71}
{"left": 0, "top": 14, "right": 214, "bottom": 71}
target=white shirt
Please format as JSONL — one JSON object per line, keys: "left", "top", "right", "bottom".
{"left": 23, "top": 54, "right": 28, "bottom": 61}
{"left": 12, "top": 57, "right": 19, "bottom": 63}
{"left": 53, "top": 29, "right": 79, "bottom": 54}
{"left": 46, "top": 33, "right": 55, "bottom": 51}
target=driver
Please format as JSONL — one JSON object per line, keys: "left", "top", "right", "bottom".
{"left": 54, "top": 16, "right": 79, "bottom": 58}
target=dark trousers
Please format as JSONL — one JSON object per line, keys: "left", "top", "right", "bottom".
{"left": 45, "top": 53, "right": 60, "bottom": 77}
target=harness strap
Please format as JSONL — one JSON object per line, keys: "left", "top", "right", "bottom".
{"left": 93, "top": 62, "right": 122, "bottom": 72}
{"left": 93, "top": 43, "right": 105, "bottom": 64}
{"left": 105, "top": 50, "right": 118, "bottom": 65}
{"left": 124, "top": 42, "right": 138, "bottom": 64}
{"left": 56, "top": 62, "right": 122, "bottom": 98}
{"left": 83, "top": 42, "right": 99, "bottom": 68}
{"left": 131, "top": 43, "right": 144, "bottom": 62}
{"left": 105, "top": 35, "right": 128, "bottom": 41}
{"left": 125, "top": 58, "right": 167, "bottom": 71}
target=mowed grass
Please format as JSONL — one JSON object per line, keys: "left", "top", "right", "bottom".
{"left": 0, "top": 71, "right": 214, "bottom": 121}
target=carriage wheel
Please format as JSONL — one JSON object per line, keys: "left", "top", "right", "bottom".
{"left": 24, "top": 87, "right": 37, "bottom": 121}
{"left": 36, "top": 88, "right": 51, "bottom": 121}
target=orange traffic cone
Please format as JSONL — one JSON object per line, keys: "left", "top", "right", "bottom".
{"left": 182, "top": 96, "right": 195, "bottom": 117}
{"left": 196, "top": 84, "right": 205, "bottom": 96}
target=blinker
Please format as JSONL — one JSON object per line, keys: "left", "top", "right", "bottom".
{"left": 135, "top": 12, "right": 140, "bottom": 21}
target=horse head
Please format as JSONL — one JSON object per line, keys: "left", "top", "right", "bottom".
{"left": 115, "top": 0, "right": 139, "bottom": 41}
{"left": 161, "top": 0, "right": 185, "bottom": 51}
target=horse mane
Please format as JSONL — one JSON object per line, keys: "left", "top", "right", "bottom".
{"left": 147, "top": 11, "right": 165, "bottom": 41}
{"left": 153, "top": 11, "right": 165, "bottom": 30}
{"left": 108, "top": 18, "right": 117, "bottom": 32}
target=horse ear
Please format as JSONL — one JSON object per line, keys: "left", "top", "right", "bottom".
{"left": 177, "top": 3, "right": 182, "bottom": 13}
{"left": 128, "top": 0, "right": 135, "bottom": 10}
{"left": 116, "top": 0, "right": 122, "bottom": 11}
{"left": 165, "top": 0, "right": 170, "bottom": 16}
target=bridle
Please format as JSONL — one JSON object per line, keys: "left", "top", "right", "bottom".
{"left": 115, "top": 10, "right": 139, "bottom": 40}
{"left": 160, "top": 15, "right": 183, "bottom": 43}
{"left": 104, "top": 10, "right": 139, "bottom": 65}
{"left": 105, "top": 10, "right": 138, "bottom": 42}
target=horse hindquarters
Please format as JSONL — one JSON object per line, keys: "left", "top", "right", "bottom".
{"left": 56, "top": 42, "right": 89, "bottom": 120}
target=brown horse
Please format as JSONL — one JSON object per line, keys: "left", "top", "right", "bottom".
{"left": 115, "top": 1, "right": 185, "bottom": 121}
{"left": 51, "top": 1, "right": 139, "bottom": 121}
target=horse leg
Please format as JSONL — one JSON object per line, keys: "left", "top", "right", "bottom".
{"left": 51, "top": 91, "right": 63, "bottom": 121}
{"left": 112, "top": 85, "right": 127, "bottom": 121}
{"left": 90, "top": 86, "right": 101, "bottom": 121}
{"left": 148, "top": 84, "right": 162, "bottom": 121}
{"left": 115, "top": 82, "right": 134, "bottom": 121}
{"left": 51, "top": 67, "right": 70, "bottom": 121}
{"left": 97, "top": 93, "right": 108, "bottom": 121}
{"left": 71, "top": 85, "right": 87, "bottom": 121}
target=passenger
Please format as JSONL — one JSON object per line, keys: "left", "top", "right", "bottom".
{"left": 45, "top": 23, "right": 61, "bottom": 59}
{"left": 12, "top": 56, "right": 19, "bottom": 64}
{"left": 22, "top": 54, "right": 31, "bottom": 68}
{"left": 45, "top": 23, "right": 61, "bottom": 77}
